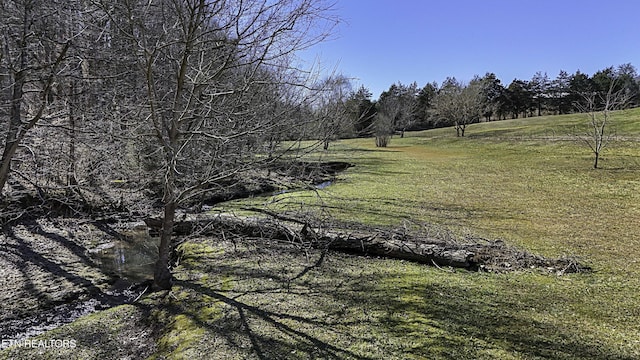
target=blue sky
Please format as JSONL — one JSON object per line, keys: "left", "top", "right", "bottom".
{"left": 302, "top": 0, "right": 640, "bottom": 99}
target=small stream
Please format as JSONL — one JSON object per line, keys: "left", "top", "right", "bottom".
{"left": 1, "top": 228, "right": 157, "bottom": 348}
{"left": 90, "top": 228, "right": 158, "bottom": 283}
{"left": 314, "top": 180, "right": 333, "bottom": 189}
{"left": 1, "top": 168, "right": 346, "bottom": 348}
{"left": 90, "top": 180, "right": 334, "bottom": 280}
{"left": 269, "top": 180, "right": 334, "bottom": 196}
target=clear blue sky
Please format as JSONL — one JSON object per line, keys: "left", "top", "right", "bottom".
{"left": 302, "top": 0, "right": 640, "bottom": 99}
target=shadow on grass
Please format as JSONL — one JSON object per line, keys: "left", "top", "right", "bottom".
{"left": 330, "top": 144, "right": 403, "bottom": 153}
{"left": 340, "top": 156, "right": 413, "bottom": 177}
{"left": 177, "top": 280, "right": 371, "bottom": 359}
{"left": 161, "top": 239, "right": 635, "bottom": 360}
{"left": 332, "top": 274, "right": 633, "bottom": 359}
{"left": 292, "top": 194, "right": 494, "bottom": 226}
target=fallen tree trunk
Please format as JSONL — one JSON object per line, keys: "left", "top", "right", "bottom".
{"left": 145, "top": 215, "right": 476, "bottom": 268}
{"left": 143, "top": 214, "right": 589, "bottom": 273}
{"left": 314, "top": 230, "right": 475, "bottom": 268}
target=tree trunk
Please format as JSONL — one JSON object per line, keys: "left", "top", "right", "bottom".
{"left": 0, "top": 39, "right": 69, "bottom": 196}
{"left": 593, "top": 152, "right": 599, "bottom": 169}
{"left": 322, "top": 230, "right": 474, "bottom": 268}
{"left": 147, "top": 215, "right": 476, "bottom": 269}
{"left": 153, "top": 200, "right": 177, "bottom": 291}
{"left": 144, "top": 214, "right": 589, "bottom": 273}
{"left": 537, "top": 101, "right": 542, "bottom": 117}
{"left": 153, "top": 150, "right": 179, "bottom": 291}
{"left": 0, "top": 142, "right": 19, "bottom": 195}
{"left": 67, "top": 82, "right": 78, "bottom": 187}
{"left": 0, "top": 70, "right": 25, "bottom": 196}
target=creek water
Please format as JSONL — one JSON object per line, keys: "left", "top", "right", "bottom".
{"left": 270, "top": 180, "right": 334, "bottom": 196}
{"left": 2, "top": 229, "right": 156, "bottom": 347}
{"left": 91, "top": 229, "right": 158, "bottom": 283}
{"left": 92, "top": 180, "right": 334, "bottom": 281}
{"left": 314, "top": 180, "right": 333, "bottom": 189}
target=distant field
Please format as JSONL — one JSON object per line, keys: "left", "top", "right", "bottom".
{"left": 5, "top": 108, "right": 640, "bottom": 359}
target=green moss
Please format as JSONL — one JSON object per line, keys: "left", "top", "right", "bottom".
{"left": 178, "top": 241, "right": 224, "bottom": 259}
{"left": 146, "top": 280, "right": 227, "bottom": 359}
{"left": 152, "top": 314, "right": 206, "bottom": 359}
{"left": 176, "top": 241, "right": 225, "bottom": 271}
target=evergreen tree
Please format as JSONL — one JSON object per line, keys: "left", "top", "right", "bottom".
{"left": 531, "top": 71, "right": 551, "bottom": 116}
{"left": 478, "top": 73, "right": 505, "bottom": 121}
{"left": 506, "top": 79, "right": 533, "bottom": 118}
{"left": 415, "top": 82, "right": 438, "bottom": 128}
{"left": 569, "top": 70, "right": 594, "bottom": 110}
{"left": 346, "top": 86, "right": 377, "bottom": 136}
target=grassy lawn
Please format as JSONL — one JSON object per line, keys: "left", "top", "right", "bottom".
{"left": 3, "top": 109, "right": 640, "bottom": 359}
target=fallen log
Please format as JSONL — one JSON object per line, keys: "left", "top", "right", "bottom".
{"left": 313, "top": 230, "right": 475, "bottom": 268}
{"left": 145, "top": 215, "right": 476, "bottom": 268}
{"left": 143, "top": 214, "right": 589, "bottom": 273}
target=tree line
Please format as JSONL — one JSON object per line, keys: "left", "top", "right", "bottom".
{"left": 320, "top": 64, "right": 640, "bottom": 145}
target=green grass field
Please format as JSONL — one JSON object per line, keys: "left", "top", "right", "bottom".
{"left": 246, "top": 109, "right": 640, "bottom": 269}
{"left": 4, "top": 109, "right": 640, "bottom": 359}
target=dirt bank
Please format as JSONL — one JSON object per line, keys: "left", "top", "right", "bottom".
{"left": 0, "top": 218, "right": 147, "bottom": 346}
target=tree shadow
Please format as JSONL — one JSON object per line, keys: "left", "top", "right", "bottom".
{"left": 332, "top": 146, "right": 402, "bottom": 153}
{"left": 162, "top": 238, "right": 636, "bottom": 359}
{"left": 0, "top": 219, "right": 145, "bottom": 342}
{"left": 295, "top": 194, "right": 491, "bottom": 226}
{"left": 329, "top": 273, "right": 635, "bottom": 359}
{"left": 175, "top": 280, "right": 372, "bottom": 359}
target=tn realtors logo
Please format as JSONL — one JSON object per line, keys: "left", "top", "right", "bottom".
{"left": 1, "top": 338, "right": 76, "bottom": 349}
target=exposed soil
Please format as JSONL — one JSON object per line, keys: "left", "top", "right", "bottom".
{"left": 199, "top": 161, "right": 355, "bottom": 206}
{"left": 0, "top": 218, "right": 150, "bottom": 347}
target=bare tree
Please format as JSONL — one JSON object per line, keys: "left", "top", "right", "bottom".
{"left": 373, "top": 108, "right": 393, "bottom": 147}
{"left": 100, "top": 0, "right": 338, "bottom": 290}
{"left": 457, "top": 81, "right": 484, "bottom": 136}
{"left": 433, "top": 78, "right": 482, "bottom": 137}
{"left": 0, "top": 0, "right": 85, "bottom": 196}
{"left": 375, "top": 88, "right": 399, "bottom": 147}
{"left": 574, "top": 82, "right": 629, "bottom": 169}
{"left": 312, "top": 75, "right": 352, "bottom": 150}
{"left": 0, "top": 1, "right": 133, "bottom": 214}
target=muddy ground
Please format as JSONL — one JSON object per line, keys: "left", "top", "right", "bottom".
{"left": 0, "top": 218, "right": 149, "bottom": 347}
